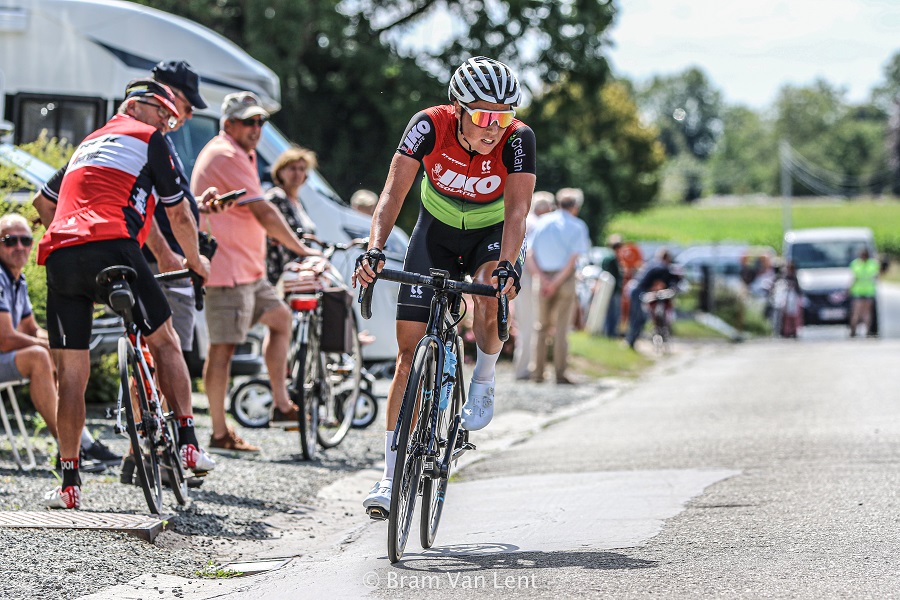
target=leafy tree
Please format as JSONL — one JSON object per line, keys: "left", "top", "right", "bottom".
{"left": 526, "top": 79, "right": 665, "bottom": 239}
{"left": 706, "top": 106, "right": 778, "bottom": 196}
{"left": 354, "top": 0, "right": 616, "bottom": 98}
{"left": 132, "top": 1, "right": 663, "bottom": 230}
{"left": 774, "top": 80, "right": 888, "bottom": 196}
{"left": 875, "top": 51, "right": 900, "bottom": 194}
{"left": 636, "top": 67, "right": 723, "bottom": 161}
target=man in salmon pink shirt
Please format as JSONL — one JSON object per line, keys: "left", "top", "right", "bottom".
{"left": 192, "top": 91, "right": 319, "bottom": 453}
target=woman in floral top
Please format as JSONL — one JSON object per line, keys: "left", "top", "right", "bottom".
{"left": 265, "top": 146, "right": 319, "bottom": 284}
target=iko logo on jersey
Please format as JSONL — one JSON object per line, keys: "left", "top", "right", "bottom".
{"left": 409, "top": 285, "right": 423, "bottom": 299}
{"left": 487, "top": 242, "right": 500, "bottom": 252}
{"left": 434, "top": 167, "right": 502, "bottom": 197}
{"left": 402, "top": 120, "right": 432, "bottom": 155}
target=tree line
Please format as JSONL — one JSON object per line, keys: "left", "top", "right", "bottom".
{"left": 129, "top": 0, "right": 900, "bottom": 242}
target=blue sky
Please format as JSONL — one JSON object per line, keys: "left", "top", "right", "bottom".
{"left": 606, "top": 0, "right": 900, "bottom": 109}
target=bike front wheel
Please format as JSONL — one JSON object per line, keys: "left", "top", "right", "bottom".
{"left": 388, "top": 342, "right": 435, "bottom": 563}
{"left": 420, "top": 336, "right": 463, "bottom": 548}
{"left": 118, "top": 338, "right": 163, "bottom": 514}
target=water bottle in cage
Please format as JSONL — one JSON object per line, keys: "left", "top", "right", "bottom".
{"left": 439, "top": 342, "right": 457, "bottom": 410}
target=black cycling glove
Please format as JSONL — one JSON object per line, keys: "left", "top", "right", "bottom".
{"left": 492, "top": 260, "right": 521, "bottom": 294}
{"left": 355, "top": 248, "right": 386, "bottom": 271}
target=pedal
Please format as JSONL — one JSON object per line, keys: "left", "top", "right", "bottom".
{"left": 461, "top": 441, "right": 476, "bottom": 451}
{"left": 367, "top": 506, "right": 389, "bottom": 521}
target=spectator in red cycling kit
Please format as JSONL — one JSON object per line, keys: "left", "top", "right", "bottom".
{"left": 354, "top": 56, "right": 537, "bottom": 515}
{"left": 32, "top": 78, "right": 215, "bottom": 510}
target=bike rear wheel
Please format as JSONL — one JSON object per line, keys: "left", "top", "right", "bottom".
{"left": 118, "top": 338, "right": 163, "bottom": 514}
{"left": 420, "top": 337, "right": 463, "bottom": 548}
{"left": 388, "top": 342, "right": 435, "bottom": 563}
{"left": 317, "top": 312, "right": 362, "bottom": 448}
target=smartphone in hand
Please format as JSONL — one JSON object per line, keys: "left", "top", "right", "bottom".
{"left": 212, "top": 188, "right": 247, "bottom": 206}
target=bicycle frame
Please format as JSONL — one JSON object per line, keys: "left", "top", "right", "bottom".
{"left": 391, "top": 286, "right": 464, "bottom": 476}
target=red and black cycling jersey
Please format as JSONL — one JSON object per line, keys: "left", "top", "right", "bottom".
{"left": 396, "top": 104, "right": 536, "bottom": 230}
{"left": 37, "top": 114, "right": 184, "bottom": 265}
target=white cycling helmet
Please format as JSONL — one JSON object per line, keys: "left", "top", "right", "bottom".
{"left": 448, "top": 56, "right": 521, "bottom": 107}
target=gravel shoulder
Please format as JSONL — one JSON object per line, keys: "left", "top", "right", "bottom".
{"left": 0, "top": 346, "right": 709, "bottom": 600}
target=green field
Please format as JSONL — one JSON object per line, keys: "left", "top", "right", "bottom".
{"left": 607, "top": 198, "right": 900, "bottom": 257}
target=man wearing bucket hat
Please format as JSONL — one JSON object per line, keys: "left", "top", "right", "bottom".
{"left": 32, "top": 77, "right": 215, "bottom": 509}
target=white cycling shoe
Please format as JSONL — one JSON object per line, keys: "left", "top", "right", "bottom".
{"left": 181, "top": 444, "right": 217, "bottom": 473}
{"left": 364, "top": 478, "right": 392, "bottom": 519}
{"left": 461, "top": 378, "right": 495, "bottom": 431}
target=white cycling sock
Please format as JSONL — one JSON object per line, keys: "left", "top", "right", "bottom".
{"left": 81, "top": 428, "right": 94, "bottom": 451}
{"left": 383, "top": 431, "right": 397, "bottom": 480}
{"left": 471, "top": 346, "right": 500, "bottom": 384}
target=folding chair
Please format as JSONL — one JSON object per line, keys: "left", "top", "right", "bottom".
{"left": 0, "top": 379, "right": 37, "bottom": 471}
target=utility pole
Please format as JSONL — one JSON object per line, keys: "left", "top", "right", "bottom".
{"left": 780, "top": 140, "right": 792, "bottom": 235}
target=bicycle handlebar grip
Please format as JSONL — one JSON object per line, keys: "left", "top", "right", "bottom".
{"left": 496, "top": 273, "right": 510, "bottom": 342}
{"left": 190, "top": 271, "right": 205, "bottom": 311}
{"left": 358, "top": 254, "right": 377, "bottom": 320}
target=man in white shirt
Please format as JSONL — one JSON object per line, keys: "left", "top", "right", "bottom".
{"left": 513, "top": 191, "right": 555, "bottom": 380}
{"left": 526, "top": 188, "right": 591, "bottom": 384}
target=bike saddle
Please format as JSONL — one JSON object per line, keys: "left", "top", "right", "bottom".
{"left": 96, "top": 266, "right": 137, "bottom": 316}
{"left": 95, "top": 265, "right": 137, "bottom": 287}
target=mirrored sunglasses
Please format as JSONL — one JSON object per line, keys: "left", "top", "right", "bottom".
{"left": 461, "top": 104, "right": 516, "bottom": 128}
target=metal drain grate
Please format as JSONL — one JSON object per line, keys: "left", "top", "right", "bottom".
{"left": 0, "top": 511, "right": 172, "bottom": 542}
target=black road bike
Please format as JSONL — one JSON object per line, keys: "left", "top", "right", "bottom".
{"left": 359, "top": 264, "right": 509, "bottom": 562}
{"left": 284, "top": 240, "right": 366, "bottom": 459}
{"left": 97, "top": 266, "right": 204, "bottom": 514}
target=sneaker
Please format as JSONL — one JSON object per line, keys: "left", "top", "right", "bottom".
{"left": 461, "top": 379, "right": 495, "bottom": 431}
{"left": 363, "top": 478, "right": 392, "bottom": 519}
{"left": 83, "top": 439, "right": 122, "bottom": 467}
{"left": 180, "top": 444, "right": 217, "bottom": 472}
{"left": 44, "top": 485, "right": 81, "bottom": 509}
{"left": 55, "top": 452, "right": 106, "bottom": 474}
{"left": 209, "top": 427, "right": 260, "bottom": 453}
{"left": 271, "top": 404, "right": 300, "bottom": 430}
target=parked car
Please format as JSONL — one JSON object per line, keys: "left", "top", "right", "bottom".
{"left": 782, "top": 227, "right": 882, "bottom": 333}
{"left": 675, "top": 244, "right": 776, "bottom": 294}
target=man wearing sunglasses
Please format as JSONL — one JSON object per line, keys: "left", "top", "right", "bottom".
{"left": 32, "top": 78, "right": 215, "bottom": 509}
{"left": 0, "top": 214, "right": 61, "bottom": 451}
{"left": 191, "top": 91, "right": 320, "bottom": 454}
{"left": 353, "top": 56, "right": 536, "bottom": 516}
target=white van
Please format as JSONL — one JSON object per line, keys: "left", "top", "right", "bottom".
{"left": 782, "top": 227, "right": 881, "bottom": 332}
{"left": 0, "top": 0, "right": 407, "bottom": 360}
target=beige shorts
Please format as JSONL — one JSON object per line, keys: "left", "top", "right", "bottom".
{"left": 206, "top": 279, "right": 285, "bottom": 345}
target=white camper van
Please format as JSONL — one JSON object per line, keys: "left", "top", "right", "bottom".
{"left": 0, "top": 0, "right": 407, "bottom": 361}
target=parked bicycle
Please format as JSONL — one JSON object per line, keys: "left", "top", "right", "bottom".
{"left": 358, "top": 263, "right": 509, "bottom": 563}
{"left": 641, "top": 287, "right": 676, "bottom": 355}
{"left": 96, "top": 265, "right": 205, "bottom": 514}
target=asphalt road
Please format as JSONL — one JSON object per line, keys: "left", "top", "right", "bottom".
{"left": 93, "top": 334, "right": 900, "bottom": 599}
